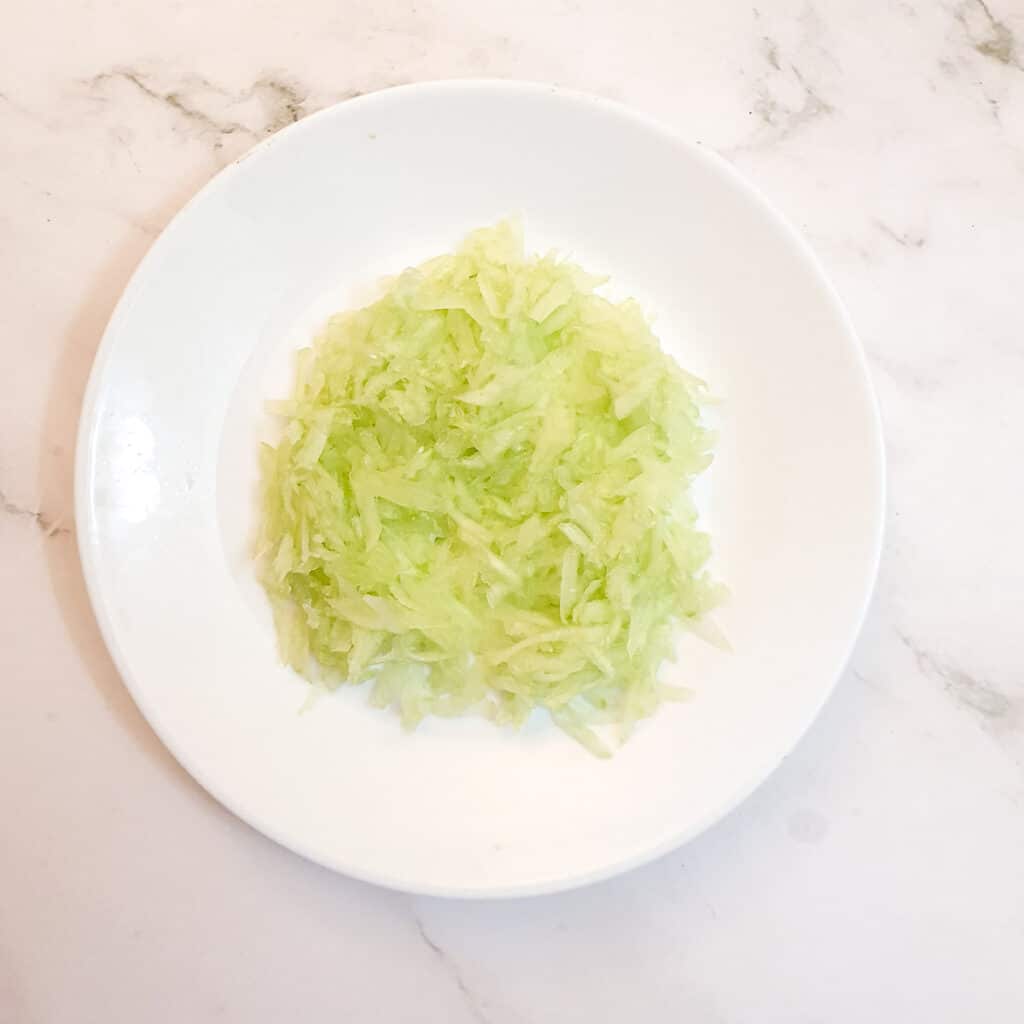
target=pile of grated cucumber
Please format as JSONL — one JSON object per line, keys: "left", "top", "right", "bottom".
{"left": 259, "top": 222, "right": 722, "bottom": 755}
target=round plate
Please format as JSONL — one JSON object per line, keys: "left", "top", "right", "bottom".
{"left": 76, "top": 80, "right": 884, "bottom": 897}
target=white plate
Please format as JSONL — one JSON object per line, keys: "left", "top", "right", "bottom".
{"left": 76, "top": 80, "right": 884, "bottom": 897}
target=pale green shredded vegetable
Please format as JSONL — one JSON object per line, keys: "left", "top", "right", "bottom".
{"left": 259, "top": 222, "right": 722, "bottom": 756}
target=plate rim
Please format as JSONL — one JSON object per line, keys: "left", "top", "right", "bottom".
{"left": 75, "top": 78, "right": 886, "bottom": 898}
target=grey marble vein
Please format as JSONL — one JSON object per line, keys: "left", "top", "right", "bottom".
{"left": 0, "top": 89, "right": 60, "bottom": 132}
{"left": 761, "top": 33, "right": 782, "bottom": 71}
{"left": 724, "top": 13, "right": 837, "bottom": 155}
{"left": 251, "top": 77, "right": 308, "bottom": 133}
{"left": 898, "top": 630, "right": 1014, "bottom": 722}
{"left": 0, "top": 487, "right": 69, "bottom": 537}
{"left": 415, "top": 915, "right": 491, "bottom": 1024}
{"left": 88, "top": 69, "right": 250, "bottom": 139}
{"left": 957, "top": 0, "right": 1020, "bottom": 70}
{"left": 873, "top": 219, "right": 927, "bottom": 249}
{"left": 85, "top": 68, "right": 313, "bottom": 146}
{"left": 753, "top": 64, "right": 834, "bottom": 135}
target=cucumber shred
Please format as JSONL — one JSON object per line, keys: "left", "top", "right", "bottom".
{"left": 259, "top": 222, "right": 721, "bottom": 755}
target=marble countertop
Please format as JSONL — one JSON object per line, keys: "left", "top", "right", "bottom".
{"left": 3, "top": 0, "right": 1023, "bottom": 1020}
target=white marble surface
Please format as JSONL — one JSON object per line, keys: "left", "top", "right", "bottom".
{"left": 2, "top": 0, "right": 1023, "bottom": 1020}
